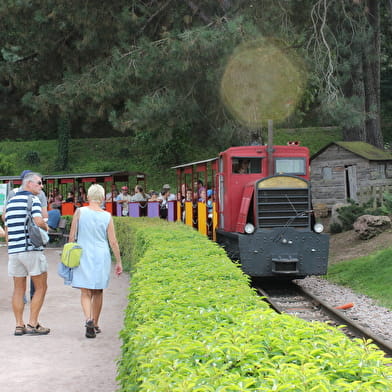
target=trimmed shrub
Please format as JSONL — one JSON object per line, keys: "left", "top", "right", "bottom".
{"left": 114, "top": 218, "right": 392, "bottom": 391}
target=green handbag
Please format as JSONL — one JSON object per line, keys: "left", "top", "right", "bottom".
{"left": 61, "top": 242, "right": 82, "bottom": 268}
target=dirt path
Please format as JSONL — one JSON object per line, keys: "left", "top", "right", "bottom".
{"left": 0, "top": 246, "right": 129, "bottom": 392}
{"left": 328, "top": 229, "right": 392, "bottom": 264}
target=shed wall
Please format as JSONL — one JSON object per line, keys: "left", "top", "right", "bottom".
{"left": 311, "top": 144, "right": 392, "bottom": 209}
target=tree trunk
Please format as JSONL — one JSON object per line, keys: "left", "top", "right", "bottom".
{"left": 363, "top": 0, "right": 383, "bottom": 148}
{"left": 342, "top": 65, "right": 366, "bottom": 142}
{"left": 56, "top": 115, "right": 70, "bottom": 171}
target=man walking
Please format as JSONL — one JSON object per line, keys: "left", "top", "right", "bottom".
{"left": 3, "top": 169, "right": 49, "bottom": 301}
{"left": 4, "top": 172, "right": 50, "bottom": 335}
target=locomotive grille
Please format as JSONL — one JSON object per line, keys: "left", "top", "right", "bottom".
{"left": 257, "top": 188, "right": 310, "bottom": 229}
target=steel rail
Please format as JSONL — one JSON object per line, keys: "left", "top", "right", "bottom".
{"left": 256, "top": 284, "right": 392, "bottom": 357}
{"left": 298, "top": 285, "right": 392, "bottom": 357}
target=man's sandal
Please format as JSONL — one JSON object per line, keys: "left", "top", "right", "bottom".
{"left": 26, "top": 323, "right": 50, "bottom": 335}
{"left": 14, "top": 325, "right": 27, "bottom": 336}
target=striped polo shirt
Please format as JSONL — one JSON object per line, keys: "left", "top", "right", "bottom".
{"left": 5, "top": 191, "right": 42, "bottom": 253}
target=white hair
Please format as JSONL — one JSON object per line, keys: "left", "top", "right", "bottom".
{"left": 87, "top": 184, "right": 105, "bottom": 203}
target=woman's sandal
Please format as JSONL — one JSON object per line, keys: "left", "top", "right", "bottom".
{"left": 85, "top": 320, "right": 96, "bottom": 338}
{"left": 14, "top": 325, "right": 27, "bottom": 336}
{"left": 94, "top": 326, "right": 101, "bottom": 334}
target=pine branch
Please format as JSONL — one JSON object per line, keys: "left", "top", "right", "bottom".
{"left": 139, "top": 0, "right": 174, "bottom": 35}
{"left": 184, "top": 0, "right": 212, "bottom": 24}
{"left": 389, "top": 0, "right": 392, "bottom": 22}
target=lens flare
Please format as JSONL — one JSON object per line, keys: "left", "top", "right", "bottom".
{"left": 220, "top": 41, "right": 306, "bottom": 127}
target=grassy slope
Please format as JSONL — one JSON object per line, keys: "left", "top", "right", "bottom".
{"left": 0, "top": 137, "right": 174, "bottom": 190}
{"left": 0, "top": 127, "right": 342, "bottom": 188}
{"left": 327, "top": 248, "right": 392, "bottom": 309}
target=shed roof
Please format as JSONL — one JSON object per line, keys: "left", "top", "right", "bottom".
{"left": 311, "top": 141, "right": 392, "bottom": 161}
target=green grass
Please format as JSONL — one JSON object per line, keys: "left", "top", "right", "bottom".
{"left": 0, "top": 137, "right": 176, "bottom": 191}
{"left": 327, "top": 247, "right": 392, "bottom": 309}
{"left": 0, "top": 127, "right": 342, "bottom": 191}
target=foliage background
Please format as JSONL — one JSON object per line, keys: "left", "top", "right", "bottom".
{"left": 0, "top": 1, "right": 390, "bottom": 171}
{"left": 0, "top": 127, "right": 342, "bottom": 189}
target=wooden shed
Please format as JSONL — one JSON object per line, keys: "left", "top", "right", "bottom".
{"left": 310, "top": 141, "right": 392, "bottom": 209}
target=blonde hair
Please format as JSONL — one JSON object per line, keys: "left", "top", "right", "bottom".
{"left": 87, "top": 184, "right": 105, "bottom": 203}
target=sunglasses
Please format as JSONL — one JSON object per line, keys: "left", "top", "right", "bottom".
{"left": 31, "top": 180, "right": 42, "bottom": 185}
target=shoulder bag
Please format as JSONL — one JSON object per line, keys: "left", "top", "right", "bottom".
{"left": 25, "top": 194, "right": 49, "bottom": 249}
{"left": 61, "top": 209, "right": 82, "bottom": 268}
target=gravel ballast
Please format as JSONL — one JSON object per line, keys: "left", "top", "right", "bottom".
{"left": 296, "top": 276, "right": 392, "bottom": 344}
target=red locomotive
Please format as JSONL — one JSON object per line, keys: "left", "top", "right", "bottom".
{"left": 174, "top": 143, "right": 329, "bottom": 279}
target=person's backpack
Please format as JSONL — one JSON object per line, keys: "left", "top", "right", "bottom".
{"left": 25, "top": 195, "right": 49, "bottom": 249}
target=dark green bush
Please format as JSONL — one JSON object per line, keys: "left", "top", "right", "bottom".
{"left": 329, "top": 222, "right": 343, "bottom": 234}
{"left": 378, "top": 192, "right": 392, "bottom": 216}
{"left": 25, "top": 150, "right": 40, "bottom": 164}
{"left": 337, "top": 199, "right": 374, "bottom": 231}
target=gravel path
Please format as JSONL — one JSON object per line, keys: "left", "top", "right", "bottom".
{"left": 296, "top": 276, "right": 392, "bottom": 343}
{"left": 0, "top": 246, "right": 129, "bottom": 392}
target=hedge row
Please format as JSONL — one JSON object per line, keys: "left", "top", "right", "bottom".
{"left": 114, "top": 218, "right": 392, "bottom": 391}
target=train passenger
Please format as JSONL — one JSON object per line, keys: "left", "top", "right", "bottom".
{"left": 236, "top": 159, "right": 250, "bottom": 174}
{"left": 207, "top": 189, "right": 214, "bottom": 218}
{"left": 198, "top": 189, "right": 207, "bottom": 203}
{"left": 148, "top": 191, "right": 159, "bottom": 201}
{"left": 48, "top": 188, "right": 63, "bottom": 204}
{"left": 183, "top": 188, "right": 193, "bottom": 203}
{"left": 76, "top": 186, "right": 87, "bottom": 205}
{"left": 65, "top": 191, "right": 75, "bottom": 203}
{"left": 105, "top": 188, "right": 118, "bottom": 202}
{"left": 116, "top": 186, "right": 132, "bottom": 216}
{"left": 159, "top": 184, "right": 176, "bottom": 201}
{"left": 194, "top": 180, "right": 206, "bottom": 199}
{"left": 182, "top": 189, "right": 194, "bottom": 222}
{"left": 47, "top": 203, "right": 61, "bottom": 230}
{"left": 159, "top": 190, "right": 169, "bottom": 219}
{"left": 130, "top": 185, "right": 148, "bottom": 202}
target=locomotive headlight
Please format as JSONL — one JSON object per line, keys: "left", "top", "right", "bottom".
{"left": 244, "top": 223, "right": 255, "bottom": 234}
{"left": 313, "top": 222, "right": 324, "bottom": 233}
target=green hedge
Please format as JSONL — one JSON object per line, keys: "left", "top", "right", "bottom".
{"left": 114, "top": 218, "right": 392, "bottom": 391}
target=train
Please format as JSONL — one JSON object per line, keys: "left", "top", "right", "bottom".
{"left": 0, "top": 146, "right": 329, "bottom": 279}
{"left": 173, "top": 143, "right": 329, "bottom": 279}
{"left": 0, "top": 171, "right": 146, "bottom": 216}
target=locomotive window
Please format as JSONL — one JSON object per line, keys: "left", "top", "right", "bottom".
{"left": 232, "top": 158, "right": 262, "bottom": 174}
{"left": 275, "top": 158, "right": 306, "bottom": 175}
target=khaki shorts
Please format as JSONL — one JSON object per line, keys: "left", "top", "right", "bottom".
{"left": 8, "top": 251, "right": 47, "bottom": 278}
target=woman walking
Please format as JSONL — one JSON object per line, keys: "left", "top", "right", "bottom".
{"left": 68, "top": 184, "right": 122, "bottom": 338}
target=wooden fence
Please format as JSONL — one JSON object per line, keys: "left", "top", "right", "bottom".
{"left": 356, "top": 185, "right": 392, "bottom": 207}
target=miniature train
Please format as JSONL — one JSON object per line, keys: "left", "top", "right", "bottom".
{"left": 173, "top": 144, "right": 329, "bottom": 279}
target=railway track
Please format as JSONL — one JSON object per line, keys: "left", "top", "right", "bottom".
{"left": 253, "top": 280, "right": 392, "bottom": 357}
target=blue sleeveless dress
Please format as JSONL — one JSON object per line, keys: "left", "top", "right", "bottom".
{"left": 71, "top": 207, "right": 112, "bottom": 289}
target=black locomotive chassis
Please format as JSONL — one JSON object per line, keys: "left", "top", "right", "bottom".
{"left": 216, "top": 227, "right": 329, "bottom": 278}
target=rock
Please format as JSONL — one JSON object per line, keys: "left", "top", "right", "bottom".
{"left": 353, "top": 215, "right": 391, "bottom": 240}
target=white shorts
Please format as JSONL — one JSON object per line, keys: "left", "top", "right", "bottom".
{"left": 8, "top": 251, "right": 47, "bottom": 278}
